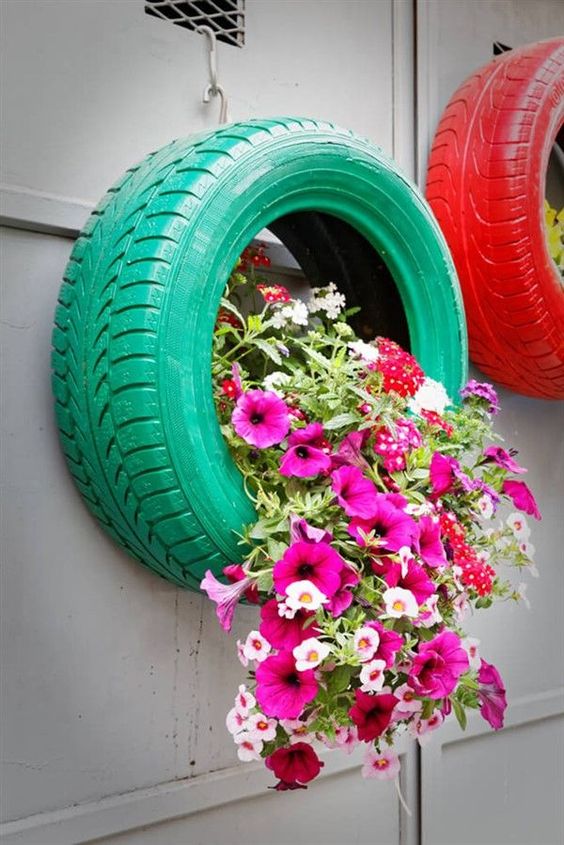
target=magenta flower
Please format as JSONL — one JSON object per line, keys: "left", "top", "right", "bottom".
{"left": 348, "top": 690, "right": 398, "bottom": 742}
{"left": 409, "top": 631, "right": 469, "bottom": 699}
{"left": 477, "top": 659, "right": 507, "bottom": 730}
{"left": 502, "top": 480, "right": 541, "bottom": 520}
{"left": 259, "top": 599, "right": 319, "bottom": 650}
{"left": 483, "top": 446, "right": 526, "bottom": 474}
{"left": 417, "top": 515, "right": 448, "bottom": 568}
{"left": 326, "top": 565, "right": 360, "bottom": 616}
{"left": 331, "top": 465, "right": 379, "bottom": 518}
{"left": 289, "top": 514, "right": 333, "bottom": 545}
{"left": 331, "top": 430, "right": 370, "bottom": 471}
{"left": 223, "top": 564, "right": 260, "bottom": 604}
{"left": 348, "top": 495, "right": 419, "bottom": 553}
{"left": 232, "top": 389, "right": 290, "bottom": 448}
{"left": 460, "top": 380, "right": 500, "bottom": 414}
{"left": 385, "top": 559, "right": 436, "bottom": 606}
{"left": 429, "top": 452, "right": 459, "bottom": 496}
{"left": 273, "top": 541, "right": 344, "bottom": 597}
{"left": 366, "top": 620, "right": 403, "bottom": 668}
{"left": 200, "top": 569, "right": 252, "bottom": 632}
{"left": 255, "top": 651, "right": 318, "bottom": 719}
{"left": 230, "top": 363, "right": 243, "bottom": 398}
{"left": 280, "top": 423, "right": 332, "bottom": 477}
{"left": 266, "top": 742, "right": 324, "bottom": 788}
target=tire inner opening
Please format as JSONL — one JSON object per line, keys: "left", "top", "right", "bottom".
{"left": 267, "top": 211, "right": 410, "bottom": 350}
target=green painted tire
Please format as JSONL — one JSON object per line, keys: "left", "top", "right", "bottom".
{"left": 52, "top": 118, "right": 467, "bottom": 590}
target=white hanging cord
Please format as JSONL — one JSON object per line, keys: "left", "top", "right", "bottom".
{"left": 196, "top": 25, "right": 229, "bottom": 125}
{"left": 394, "top": 776, "right": 413, "bottom": 817}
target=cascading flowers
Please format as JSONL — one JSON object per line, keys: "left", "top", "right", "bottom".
{"left": 204, "top": 244, "right": 540, "bottom": 792}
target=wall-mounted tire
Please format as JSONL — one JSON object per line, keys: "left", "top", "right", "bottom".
{"left": 52, "top": 118, "right": 467, "bottom": 590}
{"left": 426, "top": 38, "right": 564, "bottom": 399}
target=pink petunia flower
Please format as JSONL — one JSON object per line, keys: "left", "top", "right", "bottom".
{"left": 477, "top": 659, "right": 507, "bottom": 730}
{"left": 331, "top": 429, "right": 370, "bottom": 471}
{"left": 266, "top": 742, "right": 324, "bottom": 789}
{"left": 365, "top": 620, "right": 403, "bottom": 668}
{"left": 223, "top": 564, "right": 260, "bottom": 604}
{"left": 273, "top": 541, "right": 344, "bottom": 597}
{"left": 502, "top": 480, "right": 541, "bottom": 520}
{"left": 348, "top": 690, "right": 398, "bottom": 742}
{"left": 385, "top": 559, "right": 436, "bottom": 606}
{"left": 331, "top": 465, "right": 379, "bottom": 518}
{"left": 200, "top": 569, "right": 253, "bottom": 632}
{"left": 361, "top": 748, "right": 401, "bottom": 780}
{"left": 255, "top": 651, "right": 318, "bottom": 719}
{"left": 232, "top": 389, "right": 290, "bottom": 448}
{"left": 483, "top": 445, "right": 527, "bottom": 474}
{"left": 326, "top": 565, "right": 360, "bottom": 616}
{"left": 280, "top": 423, "right": 332, "bottom": 477}
{"left": 416, "top": 515, "right": 448, "bottom": 568}
{"left": 408, "top": 631, "right": 469, "bottom": 699}
{"left": 349, "top": 496, "right": 419, "bottom": 553}
{"left": 259, "top": 598, "right": 319, "bottom": 650}
{"left": 289, "top": 514, "right": 333, "bottom": 544}
{"left": 429, "top": 452, "right": 459, "bottom": 496}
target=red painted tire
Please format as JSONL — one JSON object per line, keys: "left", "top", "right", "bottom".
{"left": 426, "top": 38, "right": 564, "bottom": 399}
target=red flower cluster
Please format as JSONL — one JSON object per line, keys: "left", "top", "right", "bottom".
{"left": 421, "top": 409, "right": 454, "bottom": 437}
{"left": 439, "top": 512, "right": 495, "bottom": 596}
{"left": 239, "top": 244, "right": 271, "bottom": 271}
{"left": 257, "top": 283, "right": 291, "bottom": 303}
{"left": 373, "top": 418, "right": 422, "bottom": 472}
{"left": 216, "top": 309, "right": 243, "bottom": 329}
{"left": 373, "top": 338, "right": 425, "bottom": 398}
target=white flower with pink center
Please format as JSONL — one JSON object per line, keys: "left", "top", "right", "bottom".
{"left": 235, "top": 684, "right": 255, "bottom": 717}
{"left": 507, "top": 512, "right": 530, "bottom": 540}
{"left": 519, "top": 540, "right": 535, "bottom": 559}
{"left": 383, "top": 586, "right": 419, "bottom": 619}
{"left": 416, "top": 594, "right": 442, "bottom": 628}
{"left": 516, "top": 582, "right": 531, "bottom": 610}
{"left": 277, "top": 599, "right": 297, "bottom": 619}
{"left": 410, "top": 710, "right": 444, "bottom": 745}
{"left": 247, "top": 712, "right": 277, "bottom": 742}
{"left": 236, "top": 639, "right": 249, "bottom": 668}
{"left": 393, "top": 683, "right": 422, "bottom": 719}
{"left": 361, "top": 748, "right": 401, "bottom": 780}
{"left": 242, "top": 630, "right": 271, "bottom": 663}
{"left": 477, "top": 494, "right": 494, "bottom": 519}
{"left": 292, "top": 636, "right": 331, "bottom": 671}
{"left": 348, "top": 340, "right": 380, "bottom": 363}
{"left": 353, "top": 626, "right": 380, "bottom": 661}
{"left": 280, "top": 717, "right": 315, "bottom": 744}
{"left": 225, "top": 706, "right": 248, "bottom": 735}
{"left": 333, "top": 725, "right": 359, "bottom": 755}
{"left": 285, "top": 579, "right": 328, "bottom": 612}
{"left": 234, "top": 731, "right": 263, "bottom": 762}
{"left": 461, "top": 636, "right": 481, "bottom": 671}
{"left": 453, "top": 592, "right": 469, "bottom": 622}
{"left": 359, "top": 658, "right": 387, "bottom": 692}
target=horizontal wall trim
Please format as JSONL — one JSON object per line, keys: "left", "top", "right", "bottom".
{"left": 0, "top": 183, "right": 299, "bottom": 270}
{"left": 0, "top": 737, "right": 410, "bottom": 845}
{"left": 3, "top": 690, "right": 562, "bottom": 845}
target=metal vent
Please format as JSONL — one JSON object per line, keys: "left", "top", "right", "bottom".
{"left": 145, "top": 0, "right": 245, "bottom": 47}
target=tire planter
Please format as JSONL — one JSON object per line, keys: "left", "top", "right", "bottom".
{"left": 52, "top": 118, "right": 467, "bottom": 590}
{"left": 426, "top": 38, "right": 564, "bottom": 399}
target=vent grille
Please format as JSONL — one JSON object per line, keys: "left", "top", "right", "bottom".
{"left": 145, "top": 0, "right": 245, "bottom": 47}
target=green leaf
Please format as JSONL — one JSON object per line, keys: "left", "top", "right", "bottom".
{"left": 253, "top": 338, "right": 282, "bottom": 365}
{"left": 324, "top": 412, "right": 359, "bottom": 430}
{"left": 247, "top": 314, "right": 262, "bottom": 333}
{"left": 327, "top": 664, "right": 352, "bottom": 694}
{"left": 452, "top": 698, "right": 467, "bottom": 730}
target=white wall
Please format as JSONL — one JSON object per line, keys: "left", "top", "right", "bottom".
{"left": 1, "top": 1, "right": 563, "bottom": 843}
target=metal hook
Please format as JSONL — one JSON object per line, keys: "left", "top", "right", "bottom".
{"left": 196, "top": 25, "right": 229, "bottom": 124}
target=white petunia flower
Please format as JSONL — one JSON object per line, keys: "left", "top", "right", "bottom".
{"left": 292, "top": 637, "right": 331, "bottom": 671}
{"left": 246, "top": 712, "right": 278, "bottom": 742}
{"left": 242, "top": 630, "right": 271, "bottom": 663}
{"left": 359, "top": 658, "right": 387, "bottom": 692}
{"left": 263, "top": 371, "right": 291, "bottom": 395}
{"left": 506, "top": 512, "right": 530, "bottom": 540}
{"left": 461, "top": 636, "right": 481, "bottom": 671}
{"left": 353, "top": 626, "right": 380, "bottom": 662}
{"left": 285, "top": 579, "right": 328, "bottom": 611}
{"left": 234, "top": 731, "right": 263, "bottom": 762}
{"left": 383, "top": 587, "right": 419, "bottom": 619}
{"left": 408, "top": 377, "right": 451, "bottom": 415}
